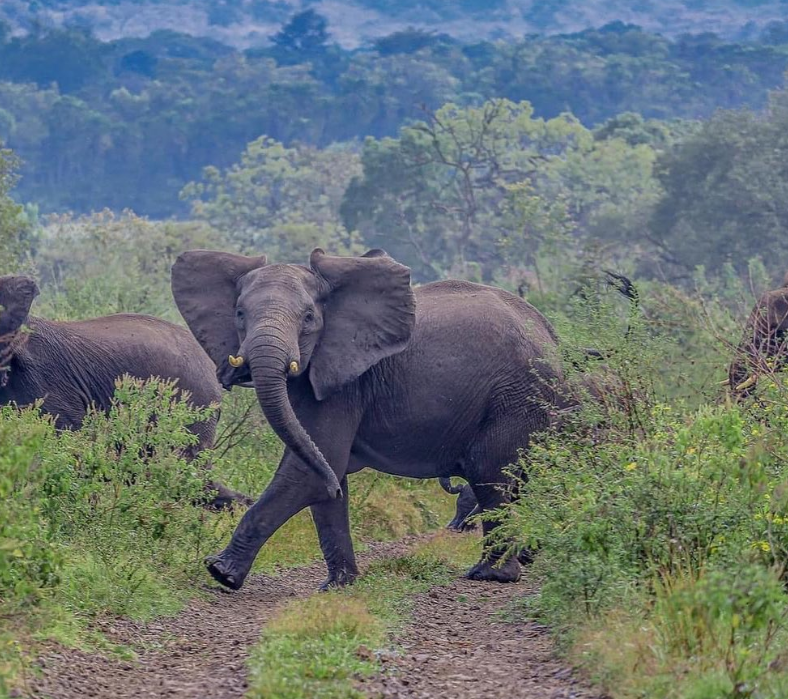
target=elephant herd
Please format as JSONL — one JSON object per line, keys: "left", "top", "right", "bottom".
{"left": 1, "top": 251, "right": 787, "bottom": 591}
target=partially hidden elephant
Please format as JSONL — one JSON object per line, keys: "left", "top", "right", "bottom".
{"left": 438, "top": 272, "right": 639, "bottom": 533}
{"left": 438, "top": 477, "right": 479, "bottom": 532}
{"left": 171, "top": 247, "right": 580, "bottom": 591}
{"left": 0, "top": 274, "right": 249, "bottom": 509}
{"left": 728, "top": 271, "right": 788, "bottom": 396}
{"left": 437, "top": 369, "right": 628, "bottom": 535}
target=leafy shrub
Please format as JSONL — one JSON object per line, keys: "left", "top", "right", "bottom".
{"left": 497, "top": 297, "right": 788, "bottom": 698}
{"left": 0, "top": 376, "right": 232, "bottom": 627}
{"left": 0, "top": 407, "right": 64, "bottom": 609}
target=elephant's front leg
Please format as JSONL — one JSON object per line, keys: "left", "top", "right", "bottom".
{"left": 311, "top": 476, "right": 358, "bottom": 591}
{"left": 206, "top": 458, "right": 326, "bottom": 590}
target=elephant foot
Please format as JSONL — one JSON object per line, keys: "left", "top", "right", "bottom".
{"left": 318, "top": 567, "right": 358, "bottom": 592}
{"left": 203, "top": 481, "right": 253, "bottom": 512}
{"left": 205, "top": 552, "right": 249, "bottom": 591}
{"left": 465, "top": 556, "right": 521, "bottom": 583}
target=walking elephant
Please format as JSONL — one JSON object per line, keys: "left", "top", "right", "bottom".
{"left": 0, "top": 274, "right": 249, "bottom": 510}
{"left": 171, "top": 247, "right": 573, "bottom": 591}
{"left": 728, "top": 272, "right": 788, "bottom": 396}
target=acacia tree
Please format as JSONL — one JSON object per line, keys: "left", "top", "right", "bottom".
{"left": 341, "top": 99, "right": 658, "bottom": 283}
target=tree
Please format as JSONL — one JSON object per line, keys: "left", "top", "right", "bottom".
{"left": 272, "top": 10, "right": 330, "bottom": 64}
{"left": 341, "top": 99, "right": 658, "bottom": 283}
{"left": 181, "top": 136, "right": 363, "bottom": 261}
{"left": 649, "top": 96, "right": 788, "bottom": 283}
{"left": 0, "top": 144, "right": 30, "bottom": 273}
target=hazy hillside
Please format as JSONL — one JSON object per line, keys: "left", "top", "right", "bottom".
{"left": 5, "top": 0, "right": 788, "bottom": 47}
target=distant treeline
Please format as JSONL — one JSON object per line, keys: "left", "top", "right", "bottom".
{"left": 1, "top": 19, "right": 788, "bottom": 216}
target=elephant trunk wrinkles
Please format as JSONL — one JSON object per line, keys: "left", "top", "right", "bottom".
{"left": 248, "top": 333, "right": 341, "bottom": 499}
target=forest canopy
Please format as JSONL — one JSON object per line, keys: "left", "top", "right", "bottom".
{"left": 1, "top": 20, "right": 788, "bottom": 219}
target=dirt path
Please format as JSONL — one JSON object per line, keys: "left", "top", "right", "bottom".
{"left": 23, "top": 537, "right": 602, "bottom": 699}
{"left": 357, "top": 574, "right": 605, "bottom": 699}
{"left": 23, "top": 537, "right": 420, "bottom": 699}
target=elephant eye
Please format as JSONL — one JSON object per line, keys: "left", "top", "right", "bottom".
{"left": 304, "top": 310, "right": 315, "bottom": 324}
{"left": 235, "top": 308, "right": 245, "bottom": 323}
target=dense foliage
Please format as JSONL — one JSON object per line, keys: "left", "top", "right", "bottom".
{"left": 4, "top": 0, "right": 788, "bottom": 45}
{"left": 494, "top": 287, "right": 788, "bottom": 698}
{"left": 1, "top": 22, "right": 788, "bottom": 216}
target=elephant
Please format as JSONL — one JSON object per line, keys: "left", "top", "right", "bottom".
{"left": 728, "top": 271, "right": 788, "bottom": 396}
{"left": 438, "top": 477, "right": 478, "bottom": 532}
{"left": 437, "top": 271, "right": 639, "bottom": 535}
{"left": 171, "top": 247, "right": 579, "bottom": 592}
{"left": 0, "top": 274, "right": 249, "bottom": 510}
{"left": 436, "top": 369, "right": 628, "bottom": 538}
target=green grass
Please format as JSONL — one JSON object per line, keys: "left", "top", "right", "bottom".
{"left": 246, "top": 532, "right": 480, "bottom": 699}
{"left": 0, "top": 382, "right": 458, "bottom": 697}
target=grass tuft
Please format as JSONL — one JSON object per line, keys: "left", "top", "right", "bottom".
{"left": 246, "top": 531, "right": 482, "bottom": 698}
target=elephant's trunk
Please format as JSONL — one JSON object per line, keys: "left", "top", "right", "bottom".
{"left": 247, "top": 329, "right": 341, "bottom": 499}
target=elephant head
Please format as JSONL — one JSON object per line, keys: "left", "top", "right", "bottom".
{"left": 171, "top": 248, "right": 415, "bottom": 498}
{"left": 729, "top": 273, "right": 788, "bottom": 395}
{"left": 0, "top": 275, "right": 39, "bottom": 387}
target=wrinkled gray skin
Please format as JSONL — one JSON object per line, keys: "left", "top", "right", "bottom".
{"left": 437, "top": 370, "right": 623, "bottom": 538}
{"left": 729, "top": 272, "right": 788, "bottom": 397}
{"left": 172, "top": 248, "right": 571, "bottom": 591}
{"left": 0, "top": 275, "right": 249, "bottom": 510}
{"left": 437, "top": 272, "right": 639, "bottom": 537}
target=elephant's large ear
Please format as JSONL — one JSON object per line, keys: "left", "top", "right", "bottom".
{"left": 0, "top": 275, "right": 39, "bottom": 338}
{"left": 309, "top": 248, "right": 415, "bottom": 401}
{"left": 171, "top": 250, "right": 267, "bottom": 366}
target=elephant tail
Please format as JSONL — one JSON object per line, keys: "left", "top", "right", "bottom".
{"left": 438, "top": 477, "right": 465, "bottom": 495}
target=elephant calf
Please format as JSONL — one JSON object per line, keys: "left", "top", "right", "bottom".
{"left": 439, "top": 477, "right": 479, "bottom": 532}
{"left": 728, "top": 272, "right": 788, "bottom": 396}
{"left": 0, "top": 275, "right": 248, "bottom": 509}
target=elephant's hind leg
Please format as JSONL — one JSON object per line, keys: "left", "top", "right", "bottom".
{"left": 311, "top": 475, "right": 359, "bottom": 590}
{"left": 461, "top": 422, "right": 523, "bottom": 583}
{"left": 464, "top": 477, "right": 521, "bottom": 583}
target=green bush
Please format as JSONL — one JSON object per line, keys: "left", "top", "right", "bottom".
{"left": 497, "top": 297, "right": 788, "bottom": 698}
{"left": 0, "top": 407, "right": 64, "bottom": 609}
{"left": 0, "top": 376, "right": 232, "bottom": 626}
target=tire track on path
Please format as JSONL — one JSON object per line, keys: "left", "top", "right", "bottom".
{"left": 25, "top": 534, "right": 603, "bottom": 699}
{"left": 25, "top": 537, "right": 423, "bottom": 699}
